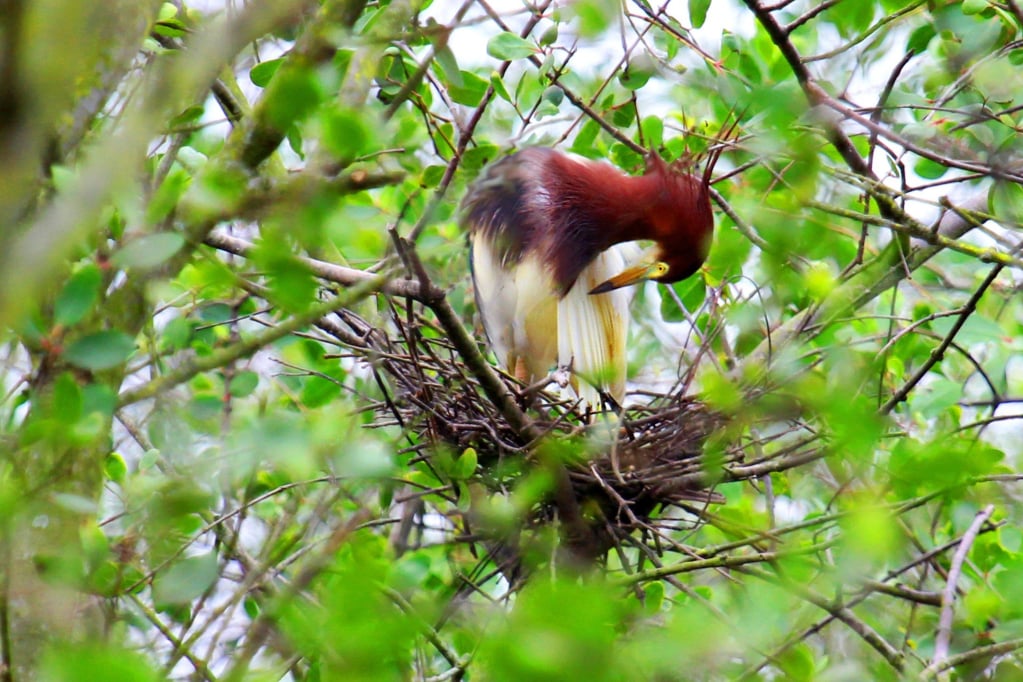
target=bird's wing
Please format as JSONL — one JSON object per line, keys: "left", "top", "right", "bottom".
{"left": 557, "top": 243, "right": 638, "bottom": 406}
{"left": 471, "top": 234, "right": 558, "bottom": 382}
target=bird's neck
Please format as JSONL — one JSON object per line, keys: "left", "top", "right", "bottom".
{"left": 543, "top": 159, "right": 666, "bottom": 292}
{"left": 590, "top": 172, "right": 666, "bottom": 243}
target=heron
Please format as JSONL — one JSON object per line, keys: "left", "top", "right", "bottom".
{"left": 462, "top": 143, "right": 722, "bottom": 408}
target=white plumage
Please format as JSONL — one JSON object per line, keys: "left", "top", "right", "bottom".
{"left": 471, "top": 234, "right": 640, "bottom": 406}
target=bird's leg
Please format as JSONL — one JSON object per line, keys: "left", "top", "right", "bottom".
{"left": 597, "top": 389, "right": 621, "bottom": 415}
{"left": 597, "top": 389, "right": 637, "bottom": 442}
{"left": 513, "top": 356, "right": 529, "bottom": 385}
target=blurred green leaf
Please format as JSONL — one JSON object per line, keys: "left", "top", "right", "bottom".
{"left": 1001, "top": 526, "right": 1023, "bottom": 554}
{"left": 914, "top": 156, "right": 948, "bottom": 180}
{"left": 168, "top": 104, "right": 204, "bottom": 129}
{"left": 40, "top": 643, "right": 161, "bottom": 682}
{"left": 480, "top": 578, "right": 628, "bottom": 681}
{"left": 572, "top": 0, "right": 616, "bottom": 36}
{"left": 55, "top": 264, "right": 102, "bottom": 326}
{"left": 250, "top": 57, "right": 284, "bottom": 87}
{"left": 991, "top": 179, "right": 1023, "bottom": 226}
{"left": 907, "top": 23, "right": 936, "bottom": 52}
{"left": 689, "top": 0, "right": 711, "bottom": 29}
{"left": 105, "top": 452, "right": 128, "bottom": 483}
{"left": 448, "top": 70, "right": 489, "bottom": 106}
{"left": 452, "top": 447, "right": 478, "bottom": 480}
{"left": 153, "top": 551, "right": 219, "bottom": 606}
{"left": 539, "top": 24, "right": 559, "bottom": 46}
{"left": 263, "top": 65, "right": 322, "bottom": 130}
{"left": 489, "top": 71, "right": 513, "bottom": 103}
{"left": 228, "top": 370, "right": 259, "bottom": 398}
{"left": 487, "top": 33, "right": 536, "bottom": 60}
{"left": 322, "top": 106, "right": 375, "bottom": 160}
{"left": 462, "top": 144, "right": 500, "bottom": 171}
{"left": 910, "top": 377, "right": 962, "bottom": 417}
{"left": 662, "top": 277, "right": 705, "bottom": 321}
{"left": 112, "top": 233, "right": 185, "bottom": 270}
{"left": 434, "top": 45, "right": 463, "bottom": 87}
{"left": 63, "top": 331, "right": 135, "bottom": 371}
{"left": 777, "top": 642, "right": 816, "bottom": 682}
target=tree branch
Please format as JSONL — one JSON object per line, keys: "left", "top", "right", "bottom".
{"left": 931, "top": 504, "right": 996, "bottom": 677}
{"left": 880, "top": 265, "right": 1004, "bottom": 413}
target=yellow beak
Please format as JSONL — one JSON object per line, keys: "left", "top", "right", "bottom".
{"left": 588, "top": 261, "right": 667, "bottom": 295}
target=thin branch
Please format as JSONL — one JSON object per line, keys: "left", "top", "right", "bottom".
{"left": 922, "top": 637, "right": 1023, "bottom": 680}
{"left": 117, "top": 274, "right": 390, "bottom": 406}
{"left": 880, "top": 264, "right": 1004, "bottom": 414}
{"left": 740, "top": 566, "right": 905, "bottom": 672}
{"left": 784, "top": 0, "right": 842, "bottom": 33}
{"left": 220, "top": 510, "right": 373, "bottom": 682}
{"left": 931, "top": 504, "right": 996, "bottom": 676}
{"left": 203, "top": 231, "right": 428, "bottom": 301}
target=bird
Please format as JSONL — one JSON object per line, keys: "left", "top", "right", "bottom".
{"left": 461, "top": 143, "right": 722, "bottom": 408}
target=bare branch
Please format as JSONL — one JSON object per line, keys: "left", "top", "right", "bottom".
{"left": 931, "top": 504, "right": 996, "bottom": 677}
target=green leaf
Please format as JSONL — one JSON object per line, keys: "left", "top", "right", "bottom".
{"left": 321, "top": 106, "right": 374, "bottom": 160}
{"left": 157, "top": 2, "right": 179, "bottom": 22}
{"left": 152, "top": 19, "right": 187, "bottom": 38}
{"left": 642, "top": 581, "right": 664, "bottom": 614}
{"left": 229, "top": 371, "right": 259, "bottom": 398}
{"left": 1000, "top": 526, "right": 1023, "bottom": 554}
{"left": 105, "top": 452, "right": 128, "bottom": 483}
{"left": 462, "top": 144, "right": 500, "bottom": 172}
{"left": 147, "top": 167, "right": 191, "bottom": 224}
{"left": 612, "top": 104, "right": 635, "bottom": 127}
{"left": 55, "top": 264, "right": 103, "bottom": 326}
{"left": 571, "top": 118, "right": 601, "bottom": 157}
{"left": 253, "top": 236, "right": 317, "bottom": 313}
{"left": 82, "top": 383, "right": 117, "bottom": 418}
{"left": 421, "top": 164, "right": 446, "bottom": 187}
{"left": 160, "top": 316, "right": 193, "bottom": 351}
{"left": 990, "top": 179, "right": 1023, "bottom": 226}
{"left": 63, "top": 331, "right": 136, "bottom": 371}
{"left": 52, "top": 492, "right": 98, "bottom": 514}
{"left": 931, "top": 314, "right": 1007, "bottom": 345}
{"left": 434, "top": 45, "right": 463, "bottom": 87}
{"left": 153, "top": 551, "right": 219, "bottom": 606}
{"left": 448, "top": 70, "right": 489, "bottom": 106}
{"left": 489, "top": 71, "right": 512, "bottom": 103}
{"left": 112, "top": 233, "right": 185, "bottom": 270}
{"left": 641, "top": 115, "right": 664, "bottom": 149}
{"left": 914, "top": 156, "right": 948, "bottom": 180}
{"left": 689, "top": 0, "right": 711, "bottom": 28}
{"left": 263, "top": 65, "right": 322, "bottom": 130}
{"left": 962, "top": 0, "right": 988, "bottom": 14}
{"left": 663, "top": 277, "right": 706, "bottom": 321}
{"left": 777, "top": 642, "right": 815, "bottom": 681}
{"left": 52, "top": 372, "right": 82, "bottom": 422}
{"left": 572, "top": 0, "right": 616, "bottom": 36}
{"left": 452, "top": 447, "right": 478, "bottom": 480}
{"left": 169, "top": 105, "right": 205, "bottom": 129}
{"left": 41, "top": 643, "right": 162, "bottom": 682}
{"left": 907, "top": 23, "right": 936, "bottom": 53}
{"left": 701, "top": 371, "right": 742, "bottom": 413}
{"left": 542, "top": 85, "right": 564, "bottom": 106}
{"left": 250, "top": 58, "right": 284, "bottom": 87}
{"left": 487, "top": 32, "right": 536, "bottom": 61}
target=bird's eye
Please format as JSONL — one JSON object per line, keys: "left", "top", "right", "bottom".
{"left": 654, "top": 262, "right": 670, "bottom": 277}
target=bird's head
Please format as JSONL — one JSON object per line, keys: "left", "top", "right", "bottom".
{"left": 589, "top": 150, "right": 717, "bottom": 294}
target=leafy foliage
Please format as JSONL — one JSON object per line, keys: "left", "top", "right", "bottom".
{"left": 0, "top": 0, "right": 1022, "bottom": 679}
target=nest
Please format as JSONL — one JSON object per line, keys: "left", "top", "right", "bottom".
{"left": 329, "top": 300, "right": 747, "bottom": 538}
